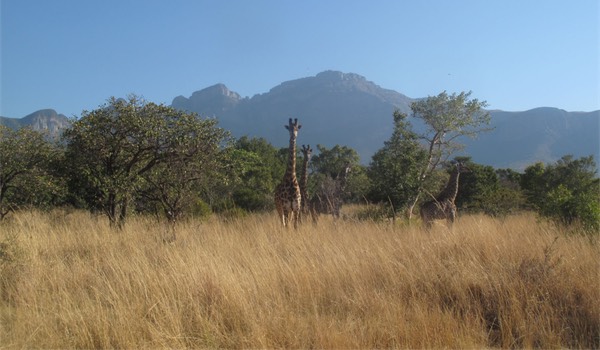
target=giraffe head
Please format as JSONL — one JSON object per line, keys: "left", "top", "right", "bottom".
{"left": 343, "top": 162, "right": 351, "bottom": 176}
{"left": 338, "top": 162, "right": 352, "bottom": 190}
{"left": 285, "top": 118, "right": 302, "bottom": 138}
{"left": 455, "top": 160, "right": 471, "bottom": 173}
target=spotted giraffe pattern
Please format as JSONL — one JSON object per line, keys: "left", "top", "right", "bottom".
{"left": 274, "top": 118, "right": 302, "bottom": 228}
{"left": 299, "top": 144, "right": 312, "bottom": 223}
{"left": 420, "top": 162, "right": 467, "bottom": 230}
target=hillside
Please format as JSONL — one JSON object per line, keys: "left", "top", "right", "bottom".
{"left": 4, "top": 71, "right": 598, "bottom": 170}
{"left": 464, "top": 107, "right": 599, "bottom": 169}
{"left": 172, "top": 71, "right": 599, "bottom": 169}
{"left": 0, "top": 109, "right": 70, "bottom": 138}
{"left": 173, "top": 71, "right": 414, "bottom": 159}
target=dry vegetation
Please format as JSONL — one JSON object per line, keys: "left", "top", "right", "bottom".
{"left": 0, "top": 209, "right": 598, "bottom": 348}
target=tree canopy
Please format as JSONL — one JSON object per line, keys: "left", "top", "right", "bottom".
{"left": 368, "top": 91, "right": 491, "bottom": 219}
{"left": 521, "top": 155, "right": 599, "bottom": 232}
{"left": 0, "top": 126, "right": 60, "bottom": 219}
{"left": 409, "top": 91, "right": 491, "bottom": 216}
{"left": 63, "top": 95, "right": 229, "bottom": 227}
{"left": 368, "top": 111, "right": 426, "bottom": 217}
{"left": 2, "top": 93, "right": 597, "bottom": 235}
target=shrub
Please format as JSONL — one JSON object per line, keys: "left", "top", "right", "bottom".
{"left": 521, "top": 156, "right": 599, "bottom": 234}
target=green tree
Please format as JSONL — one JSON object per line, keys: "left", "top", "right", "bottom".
{"left": 521, "top": 155, "right": 599, "bottom": 232}
{"left": 407, "top": 91, "right": 491, "bottom": 217}
{"left": 64, "top": 96, "right": 158, "bottom": 227}
{"left": 367, "top": 111, "right": 427, "bottom": 218}
{"left": 236, "top": 136, "right": 286, "bottom": 184}
{"left": 453, "top": 157, "right": 525, "bottom": 216}
{"left": 309, "top": 144, "right": 367, "bottom": 203}
{"left": 63, "top": 95, "right": 228, "bottom": 227}
{"left": 220, "top": 137, "right": 285, "bottom": 212}
{"left": 137, "top": 113, "right": 230, "bottom": 222}
{"left": 0, "top": 126, "right": 61, "bottom": 219}
{"left": 520, "top": 162, "right": 546, "bottom": 208}
{"left": 310, "top": 144, "right": 360, "bottom": 178}
{"left": 454, "top": 157, "right": 496, "bottom": 209}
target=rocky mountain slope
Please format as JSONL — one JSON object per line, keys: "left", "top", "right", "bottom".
{"left": 172, "top": 71, "right": 415, "bottom": 162}
{"left": 4, "top": 71, "right": 598, "bottom": 170}
{"left": 1, "top": 109, "right": 70, "bottom": 138}
{"left": 173, "top": 71, "right": 599, "bottom": 169}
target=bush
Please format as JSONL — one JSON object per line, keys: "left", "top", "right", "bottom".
{"left": 217, "top": 207, "right": 248, "bottom": 222}
{"left": 521, "top": 156, "right": 599, "bottom": 233}
{"left": 190, "top": 199, "right": 213, "bottom": 221}
{"left": 352, "top": 203, "right": 394, "bottom": 222}
{"left": 232, "top": 188, "right": 274, "bottom": 212}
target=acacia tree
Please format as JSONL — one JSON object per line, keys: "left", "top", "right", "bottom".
{"left": 0, "top": 126, "right": 58, "bottom": 220}
{"left": 137, "top": 112, "right": 230, "bottom": 223}
{"left": 64, "top": 95, "right": 227, "bottom": 228}
{"left": 64, "top": 96, "right": 155, "bottom": 227}
{"left": 406, "top": 91, "right": 491, "bottom": 217}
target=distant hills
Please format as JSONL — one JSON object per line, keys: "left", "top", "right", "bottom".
{"left": 2, "top": 71, "right": 599, "bottom": 170}
{"left": 463, "top": 107, "right": 599, "bottom": 169}
{"left": 0, "top": 109, "right": 70, "bottom": 137}
{"left": 172, "top": 70, "right": 599, "bottom": 170}
{"left": 172, "top": 71, "right": 414, "bottom": 162}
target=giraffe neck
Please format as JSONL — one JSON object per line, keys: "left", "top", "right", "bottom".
{"left": 285, "top": 134, "right": 297, "bottom": 180}
{"left": 300, "top": 153, "right": 309, "bottom": 190}
{"left": 437, "top": 166, "right": 460, "bottom": 202}
{"left": 337, "top": 166, "right": 351, "bottom": 193}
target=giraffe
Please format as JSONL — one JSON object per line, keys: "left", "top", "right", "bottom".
{"left": 299, "top": 144, "right": 312, "bottom": 223}
{"left": 310, "top": 163, "right": 351, "bottom": 223}
{"left": 274, "top": 118, "right": 302, "bottom": 229}
{"left": 420, "top": 162, "right": 467, "bottom": 230}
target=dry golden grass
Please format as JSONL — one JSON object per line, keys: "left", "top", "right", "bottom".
{"left": 0, "top": 209, "right": 598, "bottom": 348}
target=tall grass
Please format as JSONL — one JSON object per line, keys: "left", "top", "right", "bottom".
{"left": 1, "top": 210, "right": 598, "bottom": 348}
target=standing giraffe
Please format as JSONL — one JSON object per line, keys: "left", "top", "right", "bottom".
{"left": 274, "top": 118, "right": 302, "bottom": 228}
{"left": 420, "top": 162, "right": 467, "bottom": 230}
{"left": 310, "top": 163, "right": 351, "bottom": 223}
{"left": 299, "top": 144, "right": 312, "bottom": 223}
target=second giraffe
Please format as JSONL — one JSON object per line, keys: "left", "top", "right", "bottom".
{"left": 420, "top": 162, "right": 468, "bottom": 230}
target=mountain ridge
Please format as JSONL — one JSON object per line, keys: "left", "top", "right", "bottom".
{"left": 0, "top": 109, "right": 70, "bottom": 137}
{"left": 3, "top": 71, "right": 598, "bottom": 170}
{"left": 171, "top": 71, "right": 598, "bottom": 169}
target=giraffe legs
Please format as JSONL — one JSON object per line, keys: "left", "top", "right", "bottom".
{"left": 420, "top": 200, "right": 456, "bottom": 231}
{"left": 447, "top": 205, "right": 457, "bottom": 228}
{"left": 277, "top": 207, "right": 301, "bottom": 229}
{"left": 282, "top": 209, "right": 291, "bottom": 228}
{"left": 276, "top": 203, "right": 288, "bottom": 228}
{"left": 291, "top": 210, "right": 299, "bottom": 229}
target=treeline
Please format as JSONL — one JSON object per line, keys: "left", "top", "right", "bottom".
{"left": 1, "top": 93, "right": 598, "bottom": 232}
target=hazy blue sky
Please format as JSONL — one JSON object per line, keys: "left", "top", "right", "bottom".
{"left": 1, "top": 0, "right": 598, "bottom": 118}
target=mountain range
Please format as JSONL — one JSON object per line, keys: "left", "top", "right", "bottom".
{"left": 0, "top": 109, "right": 70, "bottom": 136}
{"left": 2, "top": 70, "right": 599, "bottom": 170}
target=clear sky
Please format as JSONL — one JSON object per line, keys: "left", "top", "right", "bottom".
{"left": 1, "top": 0, "right": 598, "bottom": 118}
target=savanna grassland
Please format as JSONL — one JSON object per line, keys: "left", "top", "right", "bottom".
{"left": 1, "top": 209, "right": 598, "bottom": 348}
